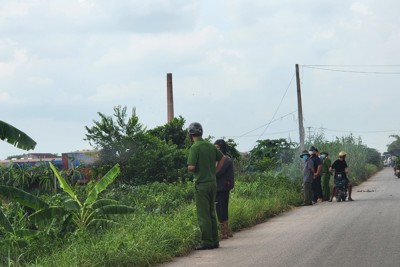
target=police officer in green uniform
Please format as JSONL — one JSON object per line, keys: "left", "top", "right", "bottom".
{"left": 187, "top": 122, "right": 225, "bottom": 250}
{"left": 320, "top": 152, "right": 332, "bottom": 201}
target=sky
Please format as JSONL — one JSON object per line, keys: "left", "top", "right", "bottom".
{"left": 1, "top": 0, "right": 400, "bottom": 159}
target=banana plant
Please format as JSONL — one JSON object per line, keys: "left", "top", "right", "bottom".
{"left": 0, "top": 194, "right": 42, "bottom": 262}
{"left": 29, "top": 163, "right": 135, "bottom": 231}
{"left": 0, "top": 120, "right": 36, "bottom": 150}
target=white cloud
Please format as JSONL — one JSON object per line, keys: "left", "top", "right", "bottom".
{"left": 351, "top": 2, "right": 369, "bottom": 16}
{"left": 1, "top": 0, "right": 400, "bottom": 158}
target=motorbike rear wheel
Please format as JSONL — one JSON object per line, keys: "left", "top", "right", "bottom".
{"left": 336, "top": 190, "right": 342, "bottom": 202}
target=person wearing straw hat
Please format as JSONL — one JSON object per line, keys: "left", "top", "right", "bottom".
{"left": 329, "top": 151, "right": 354, "bottom": 201}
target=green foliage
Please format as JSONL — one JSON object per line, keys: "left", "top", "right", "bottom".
{"left": 0, "top": 120, "right": 37, "bottom": 151}
{"left": 85, "top": 106, "right": 190, "bottom": 184}
{"left": 0, "top": 185, "right": 49, "bottom": 210}
{"left": 147, "top": 116, "right": 188, "bottom": 149}
{"left": 29, "top": 162, "right": 134, "bottom": 231}
{"left": 387, "top": 135, "right": 400, "bottom": 155}
{"left": 0, "top": 202, "right": 39, "bottom": 266}
{"left": 365, "top": 147, "right": 382, "bottom": 167}
{"left": 29, "top": 172, "right": 301, "bottom": 267}
{"left": 106, "top": 182, "right": 194, "bottom": 214}
{"left": 247, "top": 138, "right": 296, "bottom": 172}
{"left": 125, "top": 134, "right": 189, "bottom": 184}
{"left": 225, "top": 138, "right": 242, "bottom": 161}
{"left": 85, "top": 106, "right": 145, "bottom": 163}
{"left": 0, "top": 162, "right": 56, "bottom": 193}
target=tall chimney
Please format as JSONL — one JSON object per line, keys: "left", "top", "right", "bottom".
{"left": 167, "top": 73, "right": 174, "bottom": 122}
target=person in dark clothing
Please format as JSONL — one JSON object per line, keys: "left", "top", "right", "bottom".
{"left": 301, "top": 150, "right": 314, "bottom": 206}
{"left": 329, "top": 151, "right": 354, "bottom": 201}
{"left": 214, "top": 139, "right": 234, "bottom": 239}
{"left": 309, "top": 146, "right": 323, "bottom": 202}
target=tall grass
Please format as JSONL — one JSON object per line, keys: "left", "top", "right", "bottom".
{"left": 22, "top": 172, "right": 301, "bottom": 267}
{"left": 1, "top": 136, "right": 381, "bottom": 266}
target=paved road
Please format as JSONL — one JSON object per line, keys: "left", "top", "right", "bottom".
{"left": 161, "top": 168, "right": 400, "bottom": 267}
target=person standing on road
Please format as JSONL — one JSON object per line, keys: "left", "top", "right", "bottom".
{"left": 214, "top": 139, "right": 234, "bottom": 239}
{"left": 301, "top": 150, "right": 314, "bottom": 206}
{"left": 309, "top": 146, "right": 323, "bottom": 202}
{"left": 187, "top": 122, "right": 225, "bottom": 250}
{"left": 329, "top": 151, "right": 354, "bottom": 201}
{"left": 320, "top": 152, "right": 332, "bottom": 201}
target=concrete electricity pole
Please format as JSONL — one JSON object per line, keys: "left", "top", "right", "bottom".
{"left": 167, "top": 73, "right": 174, "bottom": 122}
{"left": 296, "top": 64, "right": 305, "bottom": 152}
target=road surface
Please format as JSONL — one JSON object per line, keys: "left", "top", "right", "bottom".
{"left": 160, "top": 167, "right": 400, "bottom": 267}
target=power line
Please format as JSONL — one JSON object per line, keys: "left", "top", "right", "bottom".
{"left": 236, "top": 110, "right": 297, "bottom": 138}
{"left": 308, "top": 126, "right": 400, "bottom": 134}
{"left": 302, "top": 65, "right": 400, "bottom": 67}
{"left": 324, "top": 128, "right": 400, "bottom": 134}
{"left": 258, "top": 71, "right": 296, "bottom": 138}
{"left": 302, "top": 66, "right": 400, "bottom": 74}
{"left": 223, "top": 129, "right": 298, "bottom": 139}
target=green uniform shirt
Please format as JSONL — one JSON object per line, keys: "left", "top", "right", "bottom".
{"left": 322, "top": 157, "right": 332, "bottom": 174}
{"left": 187, "top": 138, "right": 224, "bottom": 183}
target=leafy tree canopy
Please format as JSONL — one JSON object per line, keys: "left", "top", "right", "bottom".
{"left": 387, "top": 135, "right": 400, "bottom": 156}
{"left": 84, "top": 106, "right": 190, "bottom": 184}
{"left": 247, "top": 138, "right": 296, "bottom": 171}
{"left": 147, "top": 116, "right": 187, "bottom": 149}
{"left": 84, "top": 106, "right": 145, "bottom": 163}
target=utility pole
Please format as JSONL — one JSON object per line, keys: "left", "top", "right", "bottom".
{"left": 296, "top": 64, "right": 305, "bottom": 152}
{"left": 166, "top": 73, "right": 174, "bottom": 122}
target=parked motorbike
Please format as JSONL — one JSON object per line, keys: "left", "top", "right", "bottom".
{"left": 334, "top": 172, "right": 348, "bottom": 202}
{"left": 394, "top": 167, "right": 400, "bottom": 178}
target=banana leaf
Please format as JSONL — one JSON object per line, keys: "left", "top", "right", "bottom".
{"left": 0, "top": 120, "right": 36, "bottom": 150}
{"left": 90, "top": 199, "right": 119, "bottom": 210}
{"left": 84, "top": 164, "right": 120, "bottom": 206}
{"left": 63, "top": 199, "right": 80, "bottom": 211}
{"left": 0, "top": 185, "right": 48, "bottom": 210}
{"left": 94, "top": 204, "right": 135, "bottom": 215}
{"left": 49, "top": 162, "right": 81, "bottom": 207}
{"left": 29, "top": 207, "right": 68, "bottom": 224}
{"left": 0, "top": 208, "right": 13, "bottom": 233}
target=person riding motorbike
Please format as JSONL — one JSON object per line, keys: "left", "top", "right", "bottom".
{"left": 328, "top": 151, "right": 354, "bottom": 201}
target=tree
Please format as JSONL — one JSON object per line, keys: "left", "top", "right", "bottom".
{"left": 0, "top": 163, "right": 134, "bottom": 232}
{"left": 85, "top": 106, "right": 189, "bottom": 184}
{"left": 147, "top": 116, "right": 187, "bottom": 149}
{"left": 84, "top": 106, "right": 145, "bottom": 164}
{"left": 247, "top": 138, "right": 296, "bottom": 172}
{"left": 0, "top": 120, "right": 36, "bottom": 151}
{"left": 387, "top": 135, "right": 400, "bottom": 156}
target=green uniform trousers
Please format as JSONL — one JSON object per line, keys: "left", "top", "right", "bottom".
{"left": 321, "top": 173, "right": 331, "bottom": 200}
{"left": 194, "top": 181, "right": 219, "bottom": 247}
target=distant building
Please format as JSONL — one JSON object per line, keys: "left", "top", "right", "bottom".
{"left": 0, "top": 157, "right": 62, "bottom": 168}
{"left": 24, "top": 153, "right": 58, "bottom": 159}
{"left": 61, "top": 150, "right": 99, "bottom": 170}
{"left": 0, "top": 150, "right": 98, "bottom": 171}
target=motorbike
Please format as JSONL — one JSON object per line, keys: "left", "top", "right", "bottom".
{"left": 334, "top": 172, "right": 348, "bottom": 202}
{"left": 394, "top": 166, "right": 400, "bottom": 178}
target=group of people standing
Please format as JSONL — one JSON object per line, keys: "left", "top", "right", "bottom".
{"left": 187, "top": 122, "right": 234, "bottom": 250}
{"left": 186, "top": 121, "right": 356, "bottom": 250}
{"left": 301, "top": 146, "right": 354, "bottom": 206}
